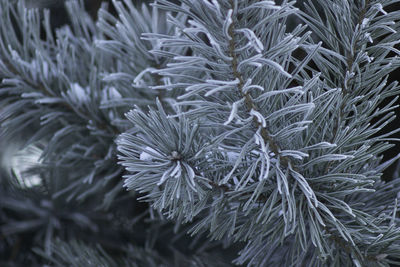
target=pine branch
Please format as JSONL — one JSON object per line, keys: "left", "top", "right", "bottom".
{"left": 227, "top": 0, "right": 286, "bottom": 165}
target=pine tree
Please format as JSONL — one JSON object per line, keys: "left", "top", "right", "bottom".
{"left": 1, "top": 0, "right": 400, "bottom": 266}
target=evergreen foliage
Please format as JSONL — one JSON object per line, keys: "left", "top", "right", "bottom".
{"left": 1, "top": 0, "right": 400, "bottom": 266}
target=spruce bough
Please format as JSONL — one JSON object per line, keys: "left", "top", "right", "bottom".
{"left": 1, "top": 0, "right": 400, "bottom": 266}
